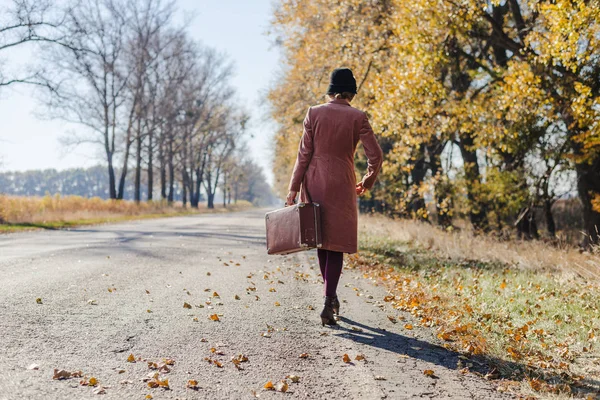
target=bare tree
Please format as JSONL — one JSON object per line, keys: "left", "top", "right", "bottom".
{"left": 42, "top": 0, "right": 132, "bottom": 199}
{"left": 0, "top": 0, "right": 70, "bottom": 89}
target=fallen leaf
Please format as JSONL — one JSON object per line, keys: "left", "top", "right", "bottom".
{"left": 404, "top": 324, "right": 413, "bottom": 330}
{"left": 234, "top": 295, "right": 240, "bottom": 300}
{"left": 355, "top": 354, "right": 366, "bottom": 361}
{"left": 374, "top": 376, "right": 386, "bottom": 380}
{"left": 212, "top": 291, "right": 220, "bottom": 298}
{"left": 89, "top": 377, "right": 98, "bottom": 386}
{"left": 187, "top": 379, "right": 199, "bottom": 389}
{"left": 209, "top": 314, "right": 220, "bottom": 321}
{"left": 93, "top": 387, "right": 106, "bottom": 395}
{"left": 145, "top": 290, "right": 150, "bottom": 294}
{"left": 351, "top": 327, "right": 363, "bottom": 332}
{"left": 269, "top": 288, "right": 277, "bottom": 292}
{"left": 299, "top": 353, "right": 310, "bottom": 359}
{"left": 207, "top": 272, "right": 211, "bottom": 276}
{"left": 145, "top": 395, "right": 153, "bottom": 399}
{"left": 287, "top": 375, "right": 300, "bottom": 383}
{"left": 275, "top": 380, "right": 289, "bottom": 392}
{"left": 127, "top": 354, "right": 136, "bottom": 363}
{"left": 53, "top": 369, "right": 82, "bottom": 380}
{"left": 387, "top": 316, "right": 397, "bottom": 323}
{"left": 342, "top": 354, "right": 351, "bottom": 363}
{"left": 423, "top": 369, "right": 435, "bottom": 377}
{"left": 264, "top": 381, "right": 274, "bottom": 390}
{"left": 183, "top": 302, "right": 192, "bottom": 309}
{"left": 274, "top": 302, "right": 281, "bottom": 307}
{"left": 36, "top": 298, "right": 43, "bottom": 304}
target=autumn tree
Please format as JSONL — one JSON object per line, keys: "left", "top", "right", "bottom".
{"left": 269, "top": 0, "right": 600, "bottom": 244}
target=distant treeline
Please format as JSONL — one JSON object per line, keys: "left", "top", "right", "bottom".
{"left": 0, "top": 164, "right": 276, "bottom": 206}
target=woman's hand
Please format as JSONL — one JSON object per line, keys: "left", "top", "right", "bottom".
{"left": 356, "top": 182, "right": 367, "bottom": 196}
{"left": 286, "top": 191, "right": 298, "bottom": 206}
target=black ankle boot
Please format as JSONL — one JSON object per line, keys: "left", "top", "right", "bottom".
{"left": 331, "top": 296, "right": 340, "bottom": 315}
{"left": 320, "top": 296, "right": 338, "bottom": 326}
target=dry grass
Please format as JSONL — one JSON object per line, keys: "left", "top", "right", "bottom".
{"left": 355, "top": 214, "right": 600, "bottom": 399}
{"left": 0, "top": 194, "right": 252, "bottom": 231}
{"left": 359, "top": 214, "right": 600, "bottom": 281}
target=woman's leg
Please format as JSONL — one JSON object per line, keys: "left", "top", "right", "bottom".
{"left": 317, "top": 248, "right": 327, "bottom": 280}
{"left": 324, "top": 250, "right": 344, "bottom": 297}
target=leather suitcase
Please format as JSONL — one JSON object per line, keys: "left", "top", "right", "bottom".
{"left": 265, "top": 202, "right": 322, "bottom": 255}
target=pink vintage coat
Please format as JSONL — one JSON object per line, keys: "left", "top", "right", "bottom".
{"left": 289, "top": 98, "right": 383, "bottom": 254}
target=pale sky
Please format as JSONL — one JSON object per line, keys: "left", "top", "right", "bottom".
{"left": 0, "top": 0, "right": 280, "bottom": 184}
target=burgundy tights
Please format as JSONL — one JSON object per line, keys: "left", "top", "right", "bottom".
{"left": 317, "top": 249, "right": 344, "bottom": 297}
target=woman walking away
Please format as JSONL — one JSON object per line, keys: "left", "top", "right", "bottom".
{"left": 285, "top": 68, "right": 383, "bottom": 326}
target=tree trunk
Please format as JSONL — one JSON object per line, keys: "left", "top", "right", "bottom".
{"left": 147, "top": 130, "right": 153, "bottom": 201}
{"left": 167, "top": 139, "right": 174, "bottom": 203}
{"left": 182, "top": 170, "right": 188, "bottom": 207}
{"left": 409, "top": 144, "right": 427, "bottom": 219}
{"left": 223, "top": 173, "right": 227, "bottom": 208}
{"left": 428, "top": 139, "right": 452, "bottom": 227}
{"left": 207, "top": 192, "right": 215, "bottom": 209}
{"left": 159, "top": 137, "right": 167, "bottom": 200}
{"left": 107, "top": 156, "right": 117, "bottom": 200}
{"left": 458, "top": 132, "right": 489, "bottom": 231}
{"left": 576, "top": 154, "right": 600, "bottom": 245}
{"left": 544, "top": 199, "right": 556, "bottom": 238}
{"left": 134, "top": 122, "right": 142, "bottom": 203}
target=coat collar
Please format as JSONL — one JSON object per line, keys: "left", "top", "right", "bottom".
{"left": 329, "top": 98, "right": 352, "bottom": 106}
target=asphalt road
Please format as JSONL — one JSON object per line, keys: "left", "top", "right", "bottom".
{"left": 0, "top": 209, "right": 510, "bottom": 399}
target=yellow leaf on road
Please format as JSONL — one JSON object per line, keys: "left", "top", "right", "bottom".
{"left": 127, "top": 354, "right": 136, "bottom": 363}
{"left": 209, "top": 314, "right": 220, "bottom": 321}
{"left": 264, "top": 381, "right": 274, "bottom": 390}
{"left": 423, "top": 370, "right": 435, "bottom": 377}
{"left": 342, "top": 354, "right": 351, "bottom": 363}
{"left": 404, "top": 324, "right": 413, "bottom": 330}
{"left": 183, "top": 302, "right": 192, "bottom": 309}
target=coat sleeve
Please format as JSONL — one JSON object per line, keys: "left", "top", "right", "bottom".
{"left": 358, "top": 113, "right": 383, "bottom": 190}
{"left": 288, "top": 108, "right": 314, "bottom": 192}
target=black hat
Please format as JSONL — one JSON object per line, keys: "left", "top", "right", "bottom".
{"left": 327, "top": 68, "right": 357, "bottom": 94}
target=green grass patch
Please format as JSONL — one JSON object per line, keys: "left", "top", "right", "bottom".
{"left": 358, "top": 232, "right": 600, "bottom": 398}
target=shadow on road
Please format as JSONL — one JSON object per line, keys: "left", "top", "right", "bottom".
{"left": 334, "top": 316, "right": 600, "bottom": 397}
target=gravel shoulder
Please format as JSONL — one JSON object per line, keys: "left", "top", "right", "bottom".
{"left": 0, "top": 209, "right": 511, "bottom": 399}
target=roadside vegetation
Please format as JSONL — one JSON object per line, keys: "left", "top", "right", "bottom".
{"left": 355, "top": 214, "right": 600, "bottom": 399}
{"left": 0, "top": 194, "right": 252, "bottom": 233}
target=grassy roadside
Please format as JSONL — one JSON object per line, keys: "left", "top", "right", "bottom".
{"left": 353, "top": 215, "right": 600, "bottom": 399}
{"left": 0, "top": 195, "right": 253, "bottom": 233}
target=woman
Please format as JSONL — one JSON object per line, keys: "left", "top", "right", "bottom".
{"left": 285, "top": 68, "right": 383, "bottom": 326}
